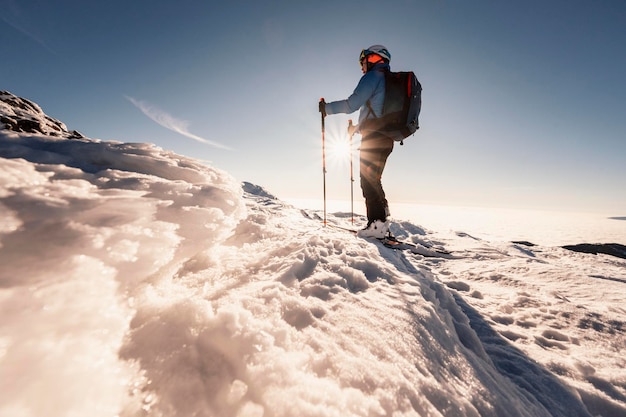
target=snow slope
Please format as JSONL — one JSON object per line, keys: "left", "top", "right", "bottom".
{"left": 1, "top": 92, "right": 625, "bottom": 417}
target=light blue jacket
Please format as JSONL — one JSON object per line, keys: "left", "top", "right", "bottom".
{"left": 325, "top": 63, "right": 388, "bottom": 128}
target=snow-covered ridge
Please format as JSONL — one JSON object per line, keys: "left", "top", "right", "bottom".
{"left": 1, "top": 93, "right": 625, "bottom": 417}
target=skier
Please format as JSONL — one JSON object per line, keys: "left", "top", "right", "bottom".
{"left": 319, "top": 45, "right": 394, "bottom": 239}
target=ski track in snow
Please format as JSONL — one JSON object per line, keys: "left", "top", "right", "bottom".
{"left": 1, "top": 94, "right": 625, "bottom": 417}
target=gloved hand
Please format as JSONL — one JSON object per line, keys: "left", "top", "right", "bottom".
{"left": 318, "top": 98, "right": 327, "bottom": 118}
{"left": 347, "top": 119, "right": 357, "bottom": 136}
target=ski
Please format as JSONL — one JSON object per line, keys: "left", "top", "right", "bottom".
{"left": 376, "top": 235, "right": 453, "bottom": 258}
{"left": 309, "top": 209, "right": 453, "bottom": 258}
{"left": 325, "top": 223, "right": 358, "bottom": 234}
{"left": 330, "top": 225, "right": 452, "bottom": 258}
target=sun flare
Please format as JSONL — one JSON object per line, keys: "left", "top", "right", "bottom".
{"left": 327, "top": 137, "right": 352, "bottom": 161}
{"left": 325, "top": 128, "right": 358, "bottom": 170}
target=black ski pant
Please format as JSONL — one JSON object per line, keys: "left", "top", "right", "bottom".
{"left": 360, "top": 132, "right": 394, "bottom": 223}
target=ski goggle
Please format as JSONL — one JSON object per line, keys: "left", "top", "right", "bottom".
{"left": 359, "top": 49, "right": 371, "bottom": 65}
{"left": 359, "top": 49, "right": 385, "bottom": 66}
{"left": 360, "top": 52, "right": 383, "bottom": 67}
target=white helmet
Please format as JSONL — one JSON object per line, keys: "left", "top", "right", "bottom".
{"left": 359, "top": 45, "right": 391, "bottom": 64}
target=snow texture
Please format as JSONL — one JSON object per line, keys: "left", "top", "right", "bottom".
{"left": 1, "top": 92, "right": 625, "bottom": 417}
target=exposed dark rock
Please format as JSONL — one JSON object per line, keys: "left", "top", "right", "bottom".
{"left": 562, "top": 243, "right": 626, "bottom": 260}
{"left": 512, "top": 241, "right": 536, "bottom": 247}
{"left": 0, "top": 90, "right": 78, "bottom": 139}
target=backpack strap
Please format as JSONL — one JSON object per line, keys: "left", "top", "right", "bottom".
{"left": 365, "top": 100, "right": 377, "bottom": 118}
{"left": 364, "top": 68, "right": 387, "bottom": 119}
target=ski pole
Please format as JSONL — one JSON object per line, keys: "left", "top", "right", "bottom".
{"left": 319, "top": 98, "right": 327, "bottom": 226}
{"left": 348, "top": 120, "right": 355, "bottom": 224}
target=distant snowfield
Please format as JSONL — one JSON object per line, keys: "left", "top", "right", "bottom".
{"left": 1, "top": 94, "right": 625, "bottom": 417}
{"left": 287, "top": 199, "right": 626, "bottom": 248}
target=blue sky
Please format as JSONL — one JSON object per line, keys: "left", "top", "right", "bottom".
{"left": 2, "top": 0, "right": 625, "bottom": 214}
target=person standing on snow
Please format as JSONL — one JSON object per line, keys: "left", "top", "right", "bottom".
{"left": 319, "top": 45, "right": 394, "bottom": 239}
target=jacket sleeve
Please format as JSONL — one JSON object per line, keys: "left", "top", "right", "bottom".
{"left": 325, "top": 72, "right": 379, "bottom": 116}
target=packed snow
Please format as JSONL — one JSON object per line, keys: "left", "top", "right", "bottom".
{"left": 1, "top": 92, "right": 625, "bottom": 417}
